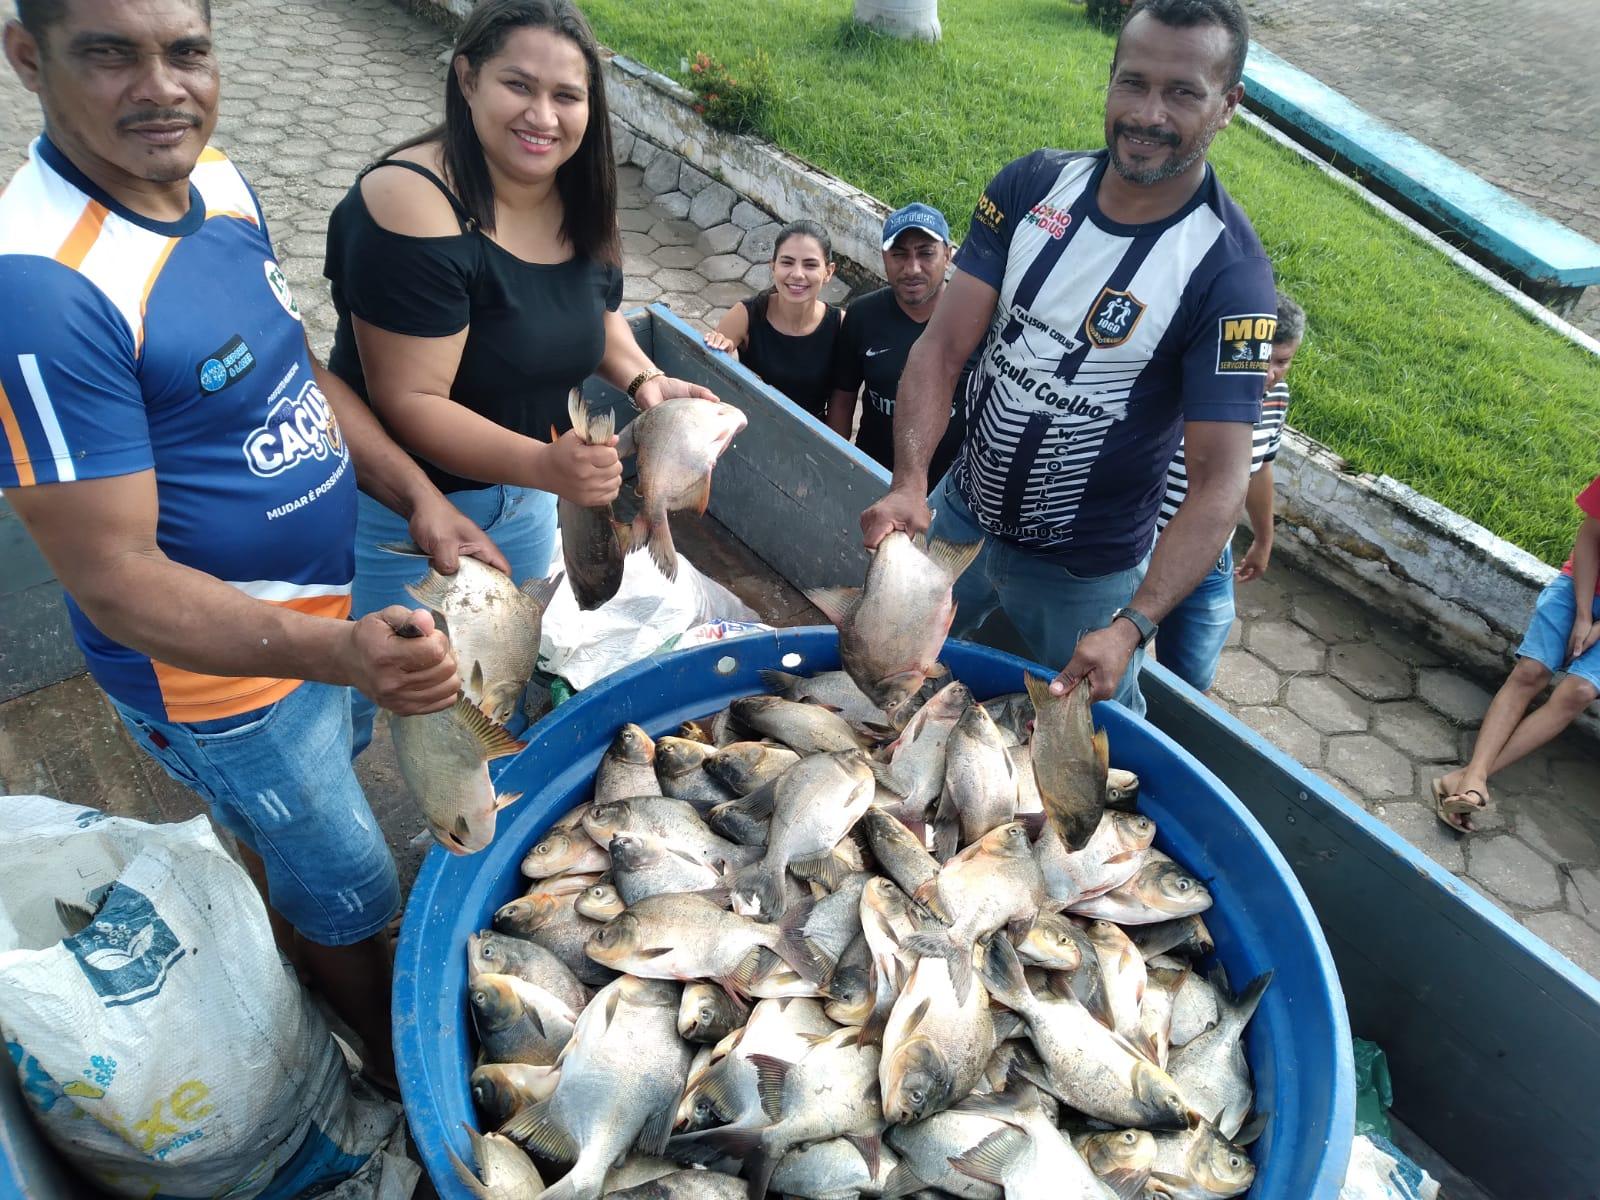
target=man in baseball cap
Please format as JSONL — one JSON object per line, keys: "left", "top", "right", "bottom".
{"left": 829, "top": 203, "right": 970, "bottom": 480}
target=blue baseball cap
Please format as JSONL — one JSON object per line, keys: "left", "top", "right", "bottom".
{"left": 882, "top": 202, "right": 950, "bottom": 250}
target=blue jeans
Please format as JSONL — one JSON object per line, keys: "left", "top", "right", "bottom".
{"left": 929, "top": 475, "right": 1149, "bottom": 716}
{"left": 111, "top": 682, "right": 400, "bottom": 947}
{"left": 1517, "top": 573, "right": 1600, "bottom": 691}
{"left": 1156, "top": 543, "right": 1235, "bottom": 692}
{"left": 350, "top": 485, "right": 558, "bottom": 756}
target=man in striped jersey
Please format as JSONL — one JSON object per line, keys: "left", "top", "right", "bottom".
{"left": 860, "top": 0, "right": 1276, "bottom": 715}
{"left": 1155, "top": 290, "right": 1303, "bottom": 690}
{"left": 0, "top": 0, "right": 505, "bottom": 1090}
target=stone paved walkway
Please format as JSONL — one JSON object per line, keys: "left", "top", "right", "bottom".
{"left": 1244, "top": 0, "right": 1600, "bottom": 335}
{"left": 0, "top": 0, "right": 1596, "bottom": 983}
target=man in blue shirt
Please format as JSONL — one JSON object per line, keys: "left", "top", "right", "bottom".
{"left": 860, "top": 0, "right": 1276, "bottom": 714}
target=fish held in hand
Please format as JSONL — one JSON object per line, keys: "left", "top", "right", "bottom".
{"left": 1024, "top": 674, "right": 1107, "bottom": 853}
{"left": 807, "top": 530, "right": 982, "bottom": 719}
{"left": 559, "top": 389, "right": 631, "bottom": 611}
{"left": 619, "top": 395, "right": 747, "bottom": 580}
{"left": 392, "top": 695, "right": 524, "bottom": 855}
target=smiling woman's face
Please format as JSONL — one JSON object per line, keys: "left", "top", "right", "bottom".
{"left": 458, "top": 25, "right": 590, "bottom": 188}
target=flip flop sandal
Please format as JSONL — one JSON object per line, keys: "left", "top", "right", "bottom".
{"left": 1431, "top": 778, "right": 1486, "bottom": 833}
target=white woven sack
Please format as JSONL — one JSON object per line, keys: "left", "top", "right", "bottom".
{"left": 0, "top": 796, "right": 355, "bottom": 1198}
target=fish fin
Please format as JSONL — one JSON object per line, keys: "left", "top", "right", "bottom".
{"left": 869, "top": 760, "right": 908, "bottom": 798}
{"left": 1227, "top": 969, "right": 1275, "bottom": 1029}
{"left": 975, "top": 932, "right": 1030, "bottom": 1010}
{"left": 991, "top": 1009, "right": 1024, "bottom": 1042}
{"left": 499, "top": 1098, "right": 576, "bottom": 1161}
{"left": 689, "top": 469, "right": 714, "bottom": 517}
{"left": 757, "top": 668, "right": 799, "bottom": 695}
{"left": 54, "top": 898, "right": 97, "bottom": 936}
{"left": 803, "top": 585, "right": 861, "bottom": 626}
{"left": 494, "top": 791, "right": 522, "bottom": 812}
{"left": 376, "top": 540, "right": 428, "bottom": 556}
{"left": 789, "top": 849, "right": 844, "bottom": 892}
{"left": 1100, "top": 1166, "right": 1152, "bottom": 1200}
{"left": 776, "top": 906, "right": 834, "bottom": 985}
{"left": 844, "top": 1130, "right": 882, "bottom": 1178}
{"left": 904, "top": 931, "right": 975, "bottom": 1005}
{"left": 947, "top": 1126, "right": 1028, "bottom": 1185}
{"left": 1093, "top": 728, "right": 1111, "bottom": 776}
{"left": 636, "top": 511, "right": 680, "bottom": 581}
{"left": 519, "top": 572, "right": 564, "bottom": 610}
{"left": 729, "top": 862, "right": 782, "bottom": 921}
{"left": 720, "top": 947, "right": 769, "bottom": 999}
{"left": 931, "top": 791, "right": 959, "bottom": 862}
{"left": 566, "top": 388, "right": 588, "bottom": 439}
{"left": 452, "top": 695, "right": 528, "bottom": 761}
{"left": 746, "top": 1053, "right": 792, "bottom": 1122}
{"left": 902, "top": 995, "right": 932, "bottom": 1035}
{"left": 1234, "top": 1110, "right": 1270, "bottom": 1146}
{"left": 692, "top": 1060, "right": 743, "bottom": 1126}
{"left": 879, "top": 1161, "right": 927, "bottom": 1200}
{"left": 404, "top": 569, "right": 454, "bottom": 613}
{"left": 611, "top": 517, "right": 635, "bottom": 554}
{"left": 924, "top": 536, "right": 983, "bottom": 581}
{"left": 447, "top": 1143, "right": 489, "bottom": 1199}
{"left": 859, "top": 997, "right": 891, "bottom": 1049}
{"left": 1022, "top": 671, "right": 1056, "bottom": 714}
{"left": 634, "top": 1099, "right": 677, "bottom": 1157}
{"left": 857, "top": 719, "right": 901, "bottom": 741}
{"left": 614, "top": 420, "right": 637, "bottom": 459}
{"left": 466, "top": 660, "right": 486, "bottom": 706}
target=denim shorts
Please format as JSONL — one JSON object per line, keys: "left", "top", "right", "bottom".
{"left": 349, "top": 484, "right": 558, "bottom": 756}
{"left": 1516, "top": 573, "right": 1600, "bottom": 691}
{"left": 111, "top": 681, "right": 401, "bottom": 946}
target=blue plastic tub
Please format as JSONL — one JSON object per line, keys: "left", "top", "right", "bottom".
{"left": 393, "top": 629, "right": 1354, "bottom": 1199}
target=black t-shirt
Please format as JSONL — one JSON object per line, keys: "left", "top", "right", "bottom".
{"left": 832, "top": 286, "right": 971, "bottom": 483}
{"left": 739, "top": 294, "right": 843, "bottom": 419}
{"left": 323, "top": 160, "right": 623, "bottom": 495}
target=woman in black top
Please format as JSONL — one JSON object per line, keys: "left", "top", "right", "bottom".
{"left": 323, "top": 0, "right": 716, "bottom": 751}
{"left": 703, "top": 220, "right": 843, "bottom": 419}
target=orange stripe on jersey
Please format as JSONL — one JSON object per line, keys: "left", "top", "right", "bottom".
{"left": 0, "top": 379, "right": 35, "bottom": 486}
{"left": 134, "top": 237, "right": 179, "bottom": 355}
{"left": 150, "top": 591, "right": 352, "bottom": 721}
{"left": 198, "top": 147, "right": 227, "bottom": 164}
{"left": 54, "top": 201, "right": 109, "bottom": 269}
{"left": 205, "top": 208, "right": 260, "bottom": 226}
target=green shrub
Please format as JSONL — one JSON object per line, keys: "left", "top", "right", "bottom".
{"left": 684, "top": 50, "right": 774, "bottom": 136}
{"left": 1084, "top": 0, "right": 1131, "bottom": 33}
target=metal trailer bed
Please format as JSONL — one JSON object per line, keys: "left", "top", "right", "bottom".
{"left": 4, "top": 302, "right": 1599, "bottom": 1198}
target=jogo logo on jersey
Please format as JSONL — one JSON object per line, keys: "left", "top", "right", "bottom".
{"left": 243, "top": 379, "right": 346, "bottom": 478}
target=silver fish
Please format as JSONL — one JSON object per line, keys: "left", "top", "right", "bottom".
{"left": 521, "top": 827, "right": 609, "bottom": 879}
{"left": 875, "top": 681, "right": 973, "bottom": 818}
{"left": 1035, "top": 810, "right": 1155, "bottom": 904}
{"left": 881, "top": 943, "right": 997, "bottom": 1123}
{"left": 1068, "top": 852, "right": 1213, "bottom": 925}
{"left": 467, "top": 930, "right": 587, "bottom": 1012}
{"left": 1166, "top": 969, "right": 1271, "bottom": 1138}
{"left": 1012, "top": 912, "right": 1083, "bottom": 973}
{"left": 559, "top": 389, "right": 631, "bottom": 611}
{"left": 1139, "top": 962, "right": 1192, "bottom": 1071}
{"left": 470, "top": 1062, "right": 560, "bottom": 1126}
{"left": 501, "top": 976, "right": 692, "bottom": 1200}
{"left": 1084, "top": 919, "right": 1148, "bottom": 1053}
{"left": 448, "top": 1123, "right": 545, "bottom": 1200}
{"left": 611, "top": 830, "right": 727, "bottom": 903}
{"left": 859, "top": 808, "right": 939, "bottom": 897}
{"left": 584, "top": 795, "right": 755, "bottom": 870}
{"left": 1009, "top": 745, "right": 1042, "bottom": 816}
{"left": 704, "top": 741, "right": 802, "bottom": 796}
{"left": 468, "top": 972, "right": 578, "bottom": 1067}
{"left": 608, "top": 1171, "right": 747, "bottom": 1200}
{"left": 770, "top": 1136, "right": 901, "bottom": 1199}
{"left": 979, "top": 692, "right": 1033, "bottom": 746}
{"left": 618, "top": 396, "right": 748, "bottom": 580}
{"left": 1024, "top": 674, "right": 1107, "bottom": 852}
{"left": 493, "top": 892, "right": 615, "bottom": 987}
{"left": 1167, "top": 961, "right": 1222, "bottom": 1049}
{"left": 883, "top": 1107, "right": 1007, "bottom": 1200}
{"left": 1131, "top": 915, "right": 1215, "bottom": 962}
{"left": 1075, "top": 1128, "right": 1158, "bottom": 1200}
{"left": 730, "top": 751, "right": 876, "bottom": 918}
{"left": 656, "top": 736, "right": 738, "bottom": 809}
{"left": 1145, "top": 1120, "right": 1257, "bottom": 1200}
{"left": 934, "top": 703, "right": 1018, "bottom": 859}
{"left": 676, "top": 996, "right": 835, "bottom": 1132}
{"left": 758, "top": 668, "right": 895, "bottom": 732}
{"left": 386, "top": 547, "right": 560, "bottom": 724}
{"left": 597, "top": 724, "right": 661, "bottom": 803}
{"left": 730, "top": 695, "right": 868, "bottom": 754}
{"left": 806, "top": 531, "right": 982, "bottom": 718}
{"left": 678, "top": 981, "right": 749, "bottom": 1044}
{"left": 392, "top": 694, "right": 523, "bottom": 855}
{"left": 945, "top": 1087, "right": 1118, "bottom": 1200}
{"left": 574, "top": 882, "right": 626, "bottom": 922}
{"left": 975, "top": 936, "right": 1192, "bottom": 1130}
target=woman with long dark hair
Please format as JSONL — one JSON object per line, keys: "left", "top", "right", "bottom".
{"left": 324, "top": 0, "right": 714, "bottom": 750}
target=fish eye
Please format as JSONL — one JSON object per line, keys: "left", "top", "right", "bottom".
{"left": 1122, "top": 1131, "right": 1137, "bottom": 1144}
{"left": 484, "top": 945, "right": 500, "bottom": 960}
{"left": 1176, "top": 878, "right": 1191, "bottom": 891}
{"left": 1229, "top": 1155, "right": 1242, "bottom": 1168}
{"left": 472, "top": 989, "right": 487, "bottom": 1004}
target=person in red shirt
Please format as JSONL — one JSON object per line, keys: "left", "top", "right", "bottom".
{"left": 1433, "top": 476, "right": 1600, "bottom": 831}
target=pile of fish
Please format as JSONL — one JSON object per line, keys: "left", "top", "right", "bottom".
{"left": 385, "top": 392, "right": 748, "bottom": 852}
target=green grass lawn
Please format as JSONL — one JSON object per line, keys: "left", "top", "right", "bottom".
{"left": 586, "top": 0, "right": 1600, "bottom": 565}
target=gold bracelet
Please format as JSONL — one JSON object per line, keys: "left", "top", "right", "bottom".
{"left": 626, "top": 367, "right": 665, "bottom": 404}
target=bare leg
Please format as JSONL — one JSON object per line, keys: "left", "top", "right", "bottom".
{"left": 235, "top": 841, "right": 303, "bottom": 973}
{"left": 295, "top": 931, "right": 397, "bottom": 1090}
{"left": 1437, "top": 658, "right": 1551, "bottom": 806}
{"left": 1483, "top": 675, "right": 1600, "bottom": 776}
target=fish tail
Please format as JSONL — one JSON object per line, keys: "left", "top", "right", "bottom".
{"left": 535, "top": 1162, "right": 604, "bottom": 1200}
{"left": 975, "top": 931, "right": 1031, "bottom": 1010}
{"left": 730, "top": 860, "right": 782, "bottom": 920}
{"left": 774, "top": 902, "right": 832, "bottom": 984}
{"left": 634, "top": 509, "right": 679, "bottom": 580}
{"left": 1225, "top": 968, "right": 1274, "bottom": 1032}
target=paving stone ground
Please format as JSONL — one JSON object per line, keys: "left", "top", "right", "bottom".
{"left": 1244, "top": 0, "right": 1600, "bottom": 334}
{"left": 0, "top": 0, "right": 1596, "bottom": 990}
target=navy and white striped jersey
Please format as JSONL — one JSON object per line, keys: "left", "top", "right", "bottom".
{"left": 950, "top": 149, "right": 1276, "bottom": 574}
{"left": 1157, "top": 382, "right": 1290, "bottom": 534}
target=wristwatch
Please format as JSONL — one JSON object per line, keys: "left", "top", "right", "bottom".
{"left": 1111, "top": 606, "right": 1158, "bottom": 648}
{"left": 626, "top": 367, "right": 665, "bottom": 405}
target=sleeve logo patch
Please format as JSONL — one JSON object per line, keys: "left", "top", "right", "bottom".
{"left": 974, "top": 193, "right": 1005, "bottom": 233}
{"left": 1084, "top": 287, "right": 1146, "bottom": 348}
{"left": 1216, "top": 314, "right": 1277, "bottom": 374}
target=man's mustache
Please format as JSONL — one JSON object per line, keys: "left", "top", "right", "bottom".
{"left": 117, "top": 109, "right": 202, "bottom": 131}
{"left": 1113, "top": 123, "right": 1180, "bottom": 147}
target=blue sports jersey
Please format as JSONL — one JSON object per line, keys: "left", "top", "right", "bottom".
{"left": 0, "top": 138, "right": 356, "bottom": 722}
{"left": 952, "top": 149, "right": 1276, "bottom": 574}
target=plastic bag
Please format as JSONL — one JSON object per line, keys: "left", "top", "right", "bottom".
{"left": 1339, "top": 1133, "right": 1439, "bottom": 1200}
{"left": 1353, "top": 1037, "right": 1394, "bottom": 1138}
{"left": 0, "top": 796, "right": 407, "bottom": 1199}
